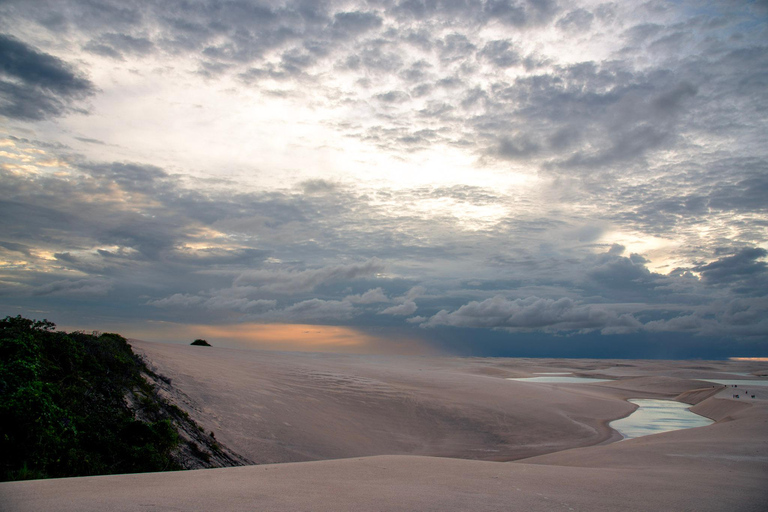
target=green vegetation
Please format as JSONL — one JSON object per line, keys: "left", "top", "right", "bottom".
{"left": 0, "top": 315, "right": 180, "bottom": 481}
{"left": 191, "top": 339, "right": 211, "bottom": 347}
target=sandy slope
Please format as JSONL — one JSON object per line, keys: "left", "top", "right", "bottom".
{"left": 130, "top": 341, "right": 639, "bottom": 462}
{"left": 1, "top": 341, "right": 766, "bottom": 511}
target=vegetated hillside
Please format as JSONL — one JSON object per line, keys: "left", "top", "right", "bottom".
{"left": 0, "top": 316, "right": 245, "bottom": 481}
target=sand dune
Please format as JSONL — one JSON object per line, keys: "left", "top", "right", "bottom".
{"left": 1, "top": 341, "right": 766, "bottom": 511}
{"left": 130, "top": 341, "right": 637, "bottom": 462}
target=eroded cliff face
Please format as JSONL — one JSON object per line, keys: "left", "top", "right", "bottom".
{"left": 134, "top": 358, "right": 252, "bottom": 470}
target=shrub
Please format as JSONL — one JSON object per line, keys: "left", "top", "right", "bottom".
{"left": 0, "top": 316, "right": 181, "bottom": 480}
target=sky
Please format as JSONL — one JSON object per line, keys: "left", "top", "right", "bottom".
{"left": 1, "top": 0, "right": 767, "bottom": 359}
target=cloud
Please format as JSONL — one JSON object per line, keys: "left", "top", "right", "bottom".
{"left": 494, "top": 135, "right": 540, "bottom": 160}
{"left": 380, "top": 300, "right": 418, "bottom": 316}
{"left": 331, "top": 11, "right": 383, "bottom": 39}
{"left": 234, "top": 260, "right": 386, "bottom": 294}
{"left": 479, "top": 39, "right": 520, "bottom": 68}
{"left": 259, "top": 298, "right": 357, "bottom": 322}
{"left": 375, "top": 90, "right": 410, "bottom": 103}
{"left": 345, "top": 287, "right": 390, "bottom": 304}
{"left": 421, "top": 295, "right": 645, "bottom": 335}
{"left": 149, "top": 292, "right": 276, "bottom": 312}
{"left": 556, "top": 8, "right": 594, "bottom": 32}
{"left": 0, "top": 34, "right": 95, "bottom": 120}
{"left": 84, "top": 33, "right": 154, "bottom": 60}
{"left": 400, "top": 286, "right": 426, "bottom": 301}
{"left": 483, "top": 0, "right": 559, "bottom": 27}
{"left": 586, "top": 252, "right": 655, "bottom": 289}
{"left": 695, "top": 248, "right": 768, "bottom": 294}
{"left": 0, "top": 1, "right": 767, "bottom": 355}
{"left": 147, "top": 293, "right": 204, "bottom": 308}
{"left": 32, "top": 278, "right": 113, "bottom": 297}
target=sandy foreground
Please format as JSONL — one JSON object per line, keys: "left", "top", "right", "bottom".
{"left": 1, "top": 341, "right": 767, "bottom": 511}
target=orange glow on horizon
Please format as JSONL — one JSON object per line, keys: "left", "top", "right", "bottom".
{"left": 97, "top": 320, "right": 437, "bottom": 355}
{"left": 729, "top": 357, "right": 768, "bottom": 362}
{"left": 195, "top": 323, "right": 368, "bottom": 350}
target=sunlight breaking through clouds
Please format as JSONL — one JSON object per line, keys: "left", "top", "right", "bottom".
{"left": 0, "top": 0, "right": 766, "bottom": 358}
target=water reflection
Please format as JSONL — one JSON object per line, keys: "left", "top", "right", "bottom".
{"left": 610, "top": 399, "right": 713, "bottom": 440}
{"left": 506, "top": 376, "right": 611, "bottom": 384}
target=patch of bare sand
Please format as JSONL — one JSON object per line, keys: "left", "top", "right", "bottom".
{"left": 592, "top": 375, "right": 723, "bottom": 397}
{"left": 130, "top": 341, "right": 637, "bottom": 463}
{"left": 2, "top": 449, "right": 766, "bottom": 512}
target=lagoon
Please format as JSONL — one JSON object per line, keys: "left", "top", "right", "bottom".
{"left": 610, "top": 399, "right": 713, "bottom": 440}
{"left": 506, "top": 376, "right": 611, "bottom": 384}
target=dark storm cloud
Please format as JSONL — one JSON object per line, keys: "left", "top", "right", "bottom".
{"left": 0, "top": 34, "right": 95, "bottom": 120}
{"left": 418, "top": 243, "right": 767, "bottom": 339}
{"left": 696, "top": 248, "right": 768, "bottom": 287}
{"left": 586, "top": 252, "right": 655, "bottom": 290}
{"left": 422, "top": 295, "right": 642, "bottom": 334}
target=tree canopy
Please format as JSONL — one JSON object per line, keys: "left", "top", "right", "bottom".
{"left": 0, "top": 315, "right": 180, "bottom": 480}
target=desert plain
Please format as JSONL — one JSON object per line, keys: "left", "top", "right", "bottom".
{"left": 2, "top": 340, "right": 767, "bottom": 511}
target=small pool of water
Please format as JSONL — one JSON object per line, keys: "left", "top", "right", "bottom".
{"left": 610, "top": 399, "right": 713, "bottom": 440}
{"left": 697, "top": 379, "right": 768, "bottom": 387}
{"left": 506, "top": 376, "right": 611, "bottom": 384}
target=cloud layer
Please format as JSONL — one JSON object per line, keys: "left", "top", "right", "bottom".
{"left": 0, "top": 0, "right": 766, "bottom": 357}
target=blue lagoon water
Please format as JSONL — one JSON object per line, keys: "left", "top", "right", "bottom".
{"left": 610, "top": 399, "right": 713, "bottom": 440}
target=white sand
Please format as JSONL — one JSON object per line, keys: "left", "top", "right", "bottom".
{"left": 2, "top": 341, "right": 766, "bottom": 511}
